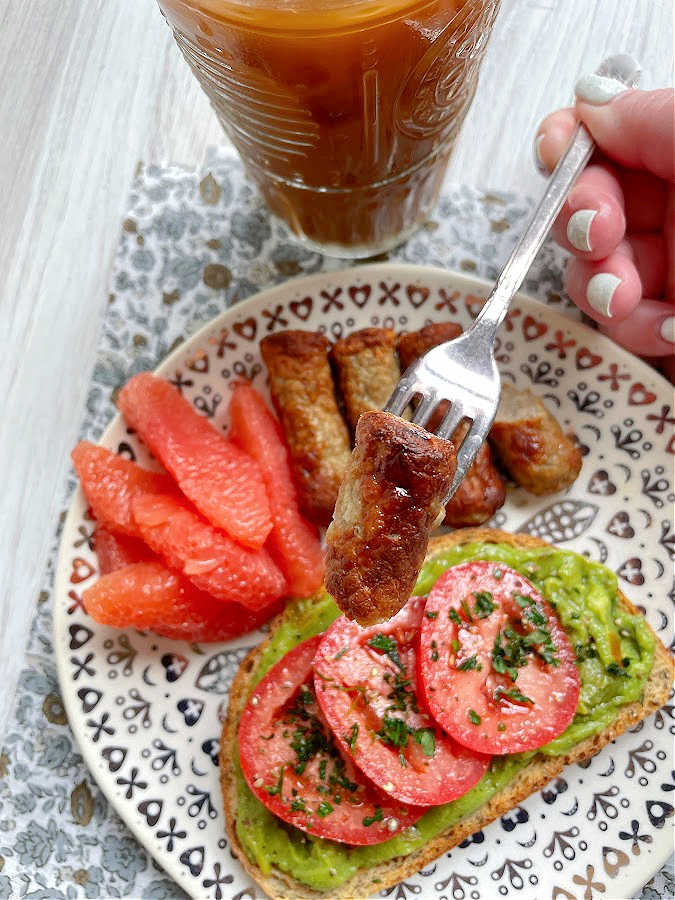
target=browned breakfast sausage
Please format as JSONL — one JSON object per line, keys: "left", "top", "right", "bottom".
{"left": 325, "top": 410, "right": 456, "bottom": 625}
{"left": 489, "top": 383, "right": 582, "bottom": 495}
{"left": 330, "top": 327, "right": 400, "bottom": 429}
{"left": 260, "top": 330, "right": 351, "bottom": 526}
{"left": 397, "top": 322, "right": 506, "bottom": 526}
{"left": 397, "top": 321, "right": 463, "bottom": 372}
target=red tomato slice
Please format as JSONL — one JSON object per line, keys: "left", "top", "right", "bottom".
{"left": 313, "top": 598, "right": 490, "bottom": 806}
{"left": 418, "top": 561, "right": 580, "bottom": 755}
{"left": 238, "top": 635, "right": 424, "bottom": 845}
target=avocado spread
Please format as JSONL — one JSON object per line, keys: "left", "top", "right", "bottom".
{"left": 234, "top": 542, "right": 655, "bottom": 891}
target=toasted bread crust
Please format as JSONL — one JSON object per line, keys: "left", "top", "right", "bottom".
{"left": 324, "top": 411, "right": 456, "bottom": 625}
{"left": 490, "top": 384, "right": 582, "bottom": 495}
{"left": 220, "top": 527, "right": 674, "bottom": 900}
{"left": 260, "top": 330, "right": 351, "bottom": 526}
{"left": 331, "top": 328, "right": 400, "bottom": 429}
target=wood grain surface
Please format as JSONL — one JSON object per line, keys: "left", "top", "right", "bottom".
{"left": 0, "top": 0, "right": 672, "bottom": 739}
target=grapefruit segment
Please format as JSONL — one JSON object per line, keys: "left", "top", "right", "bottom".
{"left": 71, "top": 441, "right": 174, "bottom": 537}
{"left": 94, "top": 527, "right": 153, "bottom": 575}
{"left": 83, "top": 562, "right": 281, "bottom": 642}
{"left": 229, "top": 382, "right": 324, "bottom": 597}
{"left": 118, "top": 373, "right": 272, "bottom": 549}
{"left": 132, "top": 492, "right": 286, "bottom": 610}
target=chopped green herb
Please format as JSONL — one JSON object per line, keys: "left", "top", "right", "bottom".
{"left": 344, "top": 723, "right": 359, "bottom": 750}
{"left": 399, "top": 751, "right": 407, "bottom": 767}
{"left": 460, "top": 598, "right": 474, "bottom": 622}
{"left": 450, "top": 639, "right": 460, "bottom": 653}
{"left": 413, "top": 728, "right": 436, "bottom": 758}
{"left": 377, "top": 715, "right": 409, "bottom": 748}
{"left": 265, "top": 766, "right": 286, "bottom": 796}
{"left": 526, "top": 606, "right": 547, "bottom": 627}
{"left": 362, "top": 807, "right": 383, "bottom": 827}
{"left": 425, "top": 610, "right": 438, "bottom": 619}
{"left": 449, "top": 609, "right": 462, "bottom": 625}
{"left": 575, "top": 642, "right": 597, "bottom": 662}
{"left": 495, "top": 685, "right": 534, "bottom": 705}
{"left": 473, "top": 591, "right": 496, "bottom": 618}
{"left": 457, "top": 654, "right": 482, "bottom": 672}
{"left": 493, "top": 568, "right": 503, "bottom": 580}
{"left": 430, "top": 640, "right": 439, "bottom": 662}
{"left": 385, "top": 671, "right": 417, "bottom": 713}
{"left": 514, "top": 592, "right": 534, "bottom": 608}
{"left": 468, "top": 709, "right": 481, "bottom": 725}
{"left": 367, "top": 633, "right": 404, "bottom": 669}
{"left": 319, "top": 759, "right": 327, "bottom": 780}
{"left": 290, "top": 798, "right": 307, "bottom": 812}
{"left": 606, "top": 662, "right": 630, "bottom": 678}
{"left": 497, "top": 722, "right": 506, "bottom": 732}
{"left": 317, "top": 801, "right": 333, "bottom": 817}
{"left": 333, "top": 646, "right": 349, "bottom": 661}
{"left": 261, "top": 732, "right": 275, "bottom": 740}
{"left": 290, "top": 720, "right": 328, "bottom": 775}
{"left": 328, "top": 758, "right": 358, "bottom": 793}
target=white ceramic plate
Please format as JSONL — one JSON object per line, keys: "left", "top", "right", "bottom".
{"left": 54, "top": 265, "right": 674, "bottom": 900}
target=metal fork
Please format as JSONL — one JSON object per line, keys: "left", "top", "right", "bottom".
{"left": 385, "top": 54, "right": 641, "bottom": 503}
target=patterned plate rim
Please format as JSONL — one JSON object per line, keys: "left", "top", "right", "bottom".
{"left": 53, "top": 263, "right": 674, "bottom": 899}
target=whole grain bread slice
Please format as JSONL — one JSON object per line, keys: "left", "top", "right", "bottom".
{"left": 220, "top": 527, "right": 674, "bottom": 900}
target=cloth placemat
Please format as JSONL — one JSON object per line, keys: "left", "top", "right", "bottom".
{"left": 0, "top": 147, "right": 671, "bottom": 900}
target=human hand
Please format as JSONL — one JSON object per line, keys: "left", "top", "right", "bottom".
{"left": 534, "top": 78, "right": 674, "bottom": 380}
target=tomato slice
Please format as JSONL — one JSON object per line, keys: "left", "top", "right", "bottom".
{"left": 313, "top": 598, "right": 490, "bottom": 806}
{"left": 238, "top": 635, "right": 424, "bottom": 845}
{"left": 418, "top": 561, "right": 580, "bottom": 754}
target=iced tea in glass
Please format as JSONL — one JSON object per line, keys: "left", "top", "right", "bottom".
{"left": 158, "top": 0, "right": 501, "bottom": 256}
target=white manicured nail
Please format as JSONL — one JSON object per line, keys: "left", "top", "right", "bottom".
{"left": 575, "top": 74, "right": 630, "bottom": 105}
{"left": 659, "top": 316, "right": 675, "bottom": 343}
{"left": 534, "top": 133, "right": 547, "bottom": 174}
{"left": 567, "top": 209, "right": 596, "bottom": 252}
{"left": 586, "top": 273, "right": 621, "bottom": 318}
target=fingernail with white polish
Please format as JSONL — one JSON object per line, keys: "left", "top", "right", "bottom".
{"left": 567, "top": 209, "right": 596, "bottom": 252}
{"left": 534, "top": 133, "right": 547, "bottom": 175}
{"left": 575, "top": 73, "right": 631, "bottom": 105}
{"left": 586, "top": 273, "right": 621, "bottom": 318}
{"left": 659, "top": 316, "right": 675, "bottom": 343}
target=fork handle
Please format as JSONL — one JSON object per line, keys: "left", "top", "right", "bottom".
{"left": 473, "top": 54, "right": 640, "bottom": 341}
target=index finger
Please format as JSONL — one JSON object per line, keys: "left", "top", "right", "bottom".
{"left": 575, "top": 88, "right": 675, "bottom": 182}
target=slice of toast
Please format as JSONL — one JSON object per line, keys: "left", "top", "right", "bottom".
{"left": 220, "top": 528, "right": 674, "bottom": 900}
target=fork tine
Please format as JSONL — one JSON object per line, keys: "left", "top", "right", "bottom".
{"left": 385, "top": 380, "right": 416, "bottom": 416}
{"left": 436, "top": 400, "right": 466, "bottom": 441}
{"left": 444, "top": 415, "right": 491, "bottom": 502}
{"left": 410, "top": 392, "right": 438, "bottom": 429}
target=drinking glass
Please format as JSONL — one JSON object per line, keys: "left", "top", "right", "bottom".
{"left": 158, "top": 0, "right": 501, "bottom": 257}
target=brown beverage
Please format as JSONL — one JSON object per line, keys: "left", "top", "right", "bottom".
{"left": 159, "top": 0, "right": 500, "bottom": 256}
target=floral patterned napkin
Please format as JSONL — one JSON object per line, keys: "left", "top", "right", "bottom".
{"left": 0, "top": 147, "right": 671, "bottom": 899}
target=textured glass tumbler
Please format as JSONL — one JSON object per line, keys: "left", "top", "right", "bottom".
{"left": 159, "top": 0, "right": 501, "bottom": 257}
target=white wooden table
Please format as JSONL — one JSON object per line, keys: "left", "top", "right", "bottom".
{"left": 1, "top": 0, "right": 672, "bottom": 740}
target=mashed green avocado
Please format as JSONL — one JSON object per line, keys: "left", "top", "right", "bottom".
{"left": 235, "top": 542, "right": 655, "bottom": 891}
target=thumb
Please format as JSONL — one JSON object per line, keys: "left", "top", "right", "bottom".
{"left": 573, "top": 86, "right": 674, "bottom": 182}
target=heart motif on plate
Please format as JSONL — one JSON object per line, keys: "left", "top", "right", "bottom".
{"left": 588, "top": 468, "right": 617, "bottom": 495}
{"left": 290, "top": 296, "right": 313, "bottom": 320}
{"left": 233, "top": 317, "right": 257, "bottom": 341}
{"left": 522, "top": 314, "right": 547, "bottom": 341}
{"left": 607, "top": 511, "right": 635, "bottom": 539}
{"left": 628, "top": 382, "right": 657, "bottom": 406}
{"left": 576, "top": 346, "right": 602, "bottom": 369}
{"left": 406, "top": 284, "right": 429, "bottom": 308}
{"left": 348, "top": 285, "right": 371, "bottom": 308}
